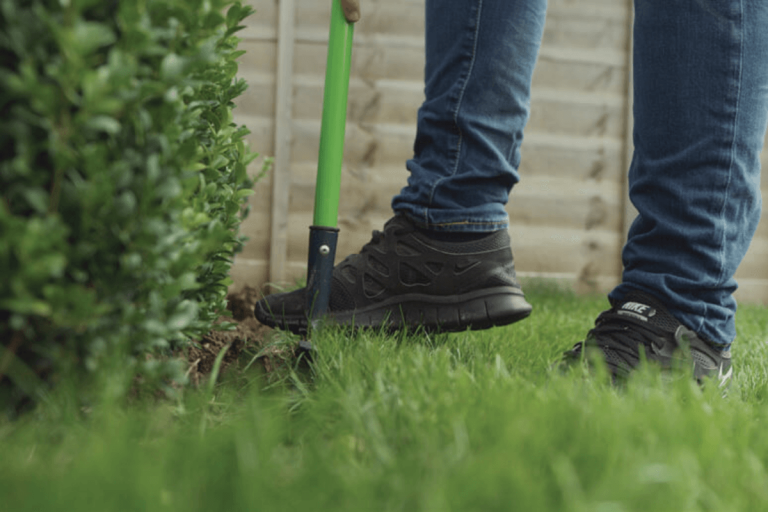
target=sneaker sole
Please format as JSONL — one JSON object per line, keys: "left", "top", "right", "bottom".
{"left": 255, "top": 286, "right": 532, "bottom": 334}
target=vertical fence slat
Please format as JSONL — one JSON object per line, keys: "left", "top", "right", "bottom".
{"left": 269, "top": 0, "right": 296, "bottom": 288}
{"left": 620, "top": 6, "right": 636, "bottom": 279}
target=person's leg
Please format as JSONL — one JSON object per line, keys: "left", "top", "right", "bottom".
{"left": 614, "top": 0, "right": 768, "bottom": 347}
{"left": 392, "top": 0, "right": 548, "bottom": 233}
{"left": 255, "top": 0, "right": 547, "bottom": 333}
{"left": 566, "top": 0, "right": 768, "bottom": 384}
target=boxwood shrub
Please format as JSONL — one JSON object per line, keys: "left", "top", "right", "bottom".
{"left": 0, "top": 0, "right": 262, "bottom": 413}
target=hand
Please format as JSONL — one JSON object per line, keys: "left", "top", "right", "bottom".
{"left": 340, "top": 0, "right": 361, "bottom": 23}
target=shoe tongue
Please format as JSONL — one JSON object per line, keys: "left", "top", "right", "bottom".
{"left": 383, "top": 215, "right": 416, "bottom": 236}
{"left": 613, "top": 291, "right": 680, "bottom": 332}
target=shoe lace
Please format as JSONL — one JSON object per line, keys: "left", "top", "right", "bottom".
{"left": 336, "top": 228, "right": 388, "bottom": 268}
{"left": 354, "top": 229, "right": 384, "bottom": 259}
{"left": 369, "top": 229, "right": 385, "bottom": 245}
{"left": 587, "top": 310, "right": 660, "bottom": 359}
{"left": 359, "top": 221, "right": 412, "bottom": 255}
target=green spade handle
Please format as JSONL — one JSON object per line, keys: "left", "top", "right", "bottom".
{"left": 313, "top": 0, "right": 356, "bottom": 228}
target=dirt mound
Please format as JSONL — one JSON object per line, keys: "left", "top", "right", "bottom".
{"left": 186, "top": 286, "right": 271, "bottom": 386}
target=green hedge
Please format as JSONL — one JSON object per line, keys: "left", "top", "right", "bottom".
{"left": 0, "top": 0, "right": 262, "bottom": 413}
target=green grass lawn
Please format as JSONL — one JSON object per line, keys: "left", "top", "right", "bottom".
{"left": 3, "top": 283, "right": 768, "bottom": 512}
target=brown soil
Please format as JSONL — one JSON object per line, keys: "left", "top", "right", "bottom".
{"left": 185, "top": 285, "right": 273, "bottom": 387}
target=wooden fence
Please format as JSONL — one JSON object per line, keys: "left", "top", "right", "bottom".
{"left": 230, "top": 0, "right": 768, "bottom": 304}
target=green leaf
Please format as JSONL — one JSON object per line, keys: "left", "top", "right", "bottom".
{"left": 203, "top": 11, "right": 226, "bottom": 30}
{"left": 161, "top": 53, "right": 186, "bottom": 80}
{"left": 73, "top": 21, "right": 116, "bottom": 55}
{"left": 226, "top": 4, "right": 245, "bottom": 28}
{"left": 0, "top": 298, "right": 52, "bottom": 317}
{"left": 0, "top": 344, "right": 48, "bottom": 401}
{"left": 84, "top": 115, "right": 121, "bottom": 134}
{"left": 235, "top": 188, "right": 254, "bottom": 199}
{"left": 210, "top": 154, "right": 229, "bottom": 170}
{"left": 22, "top": 188, "right": 49, "bottom": 214}
{"left": 168, "top": 300, "right": 198, "bottom": 331}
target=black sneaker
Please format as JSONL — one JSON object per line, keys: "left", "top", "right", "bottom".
{"left": 254, "top": 215, "right": 532, "bottom": 334}
{"left": 563, "top": 291, "right": 733, "bottom": 387}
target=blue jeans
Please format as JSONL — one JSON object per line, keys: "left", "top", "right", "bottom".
{"left": 391, "top": 0, "right": 768, "bottom": 347}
